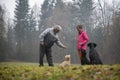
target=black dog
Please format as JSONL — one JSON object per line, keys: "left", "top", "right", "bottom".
{"left": 87, "top": 43, "right": 102, "bottom": 65}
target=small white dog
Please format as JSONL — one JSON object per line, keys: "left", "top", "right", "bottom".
{"left": 59, "top": 55, "right": 70, "bottom": 67}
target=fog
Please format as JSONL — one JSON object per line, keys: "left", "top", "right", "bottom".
{"left": 0, "top": 0, "right": 120, "bottom": 64}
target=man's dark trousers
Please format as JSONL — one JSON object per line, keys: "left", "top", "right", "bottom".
{"left": 39, "top": 45, "right": 54, "bottom": 66}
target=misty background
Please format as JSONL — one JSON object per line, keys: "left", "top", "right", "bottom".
{"left": 0, "top": 0, "right": 120, "bottom": 64}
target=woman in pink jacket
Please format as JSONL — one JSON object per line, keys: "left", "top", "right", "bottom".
{"left": 76, "top": 25, "right": 89, "bottom": 65}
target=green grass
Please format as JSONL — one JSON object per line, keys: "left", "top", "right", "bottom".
{"left": 0, "top": 62, "right": 120, "bottom": 80}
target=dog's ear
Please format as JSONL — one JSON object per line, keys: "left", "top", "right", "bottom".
{"left": 67, "top": 55, "right": 70, "bottom": 57}
{"left": 87, "top": 43, "right": 91, "bottom": 47}
{"left": 93, "top": 43, "right": 97, "bottom": 47}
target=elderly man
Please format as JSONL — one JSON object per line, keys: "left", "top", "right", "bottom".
{"left": 39, "top": 25, "right": 67, "bottom": 66}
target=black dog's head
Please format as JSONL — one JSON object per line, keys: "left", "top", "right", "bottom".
{"left": 87, "top": 42, "right": 97, "bottom": 49}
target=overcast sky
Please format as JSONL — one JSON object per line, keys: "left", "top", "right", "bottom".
{"left": 0, "top": 0, "right": 74, "bottom": 19}
{"left": 0, "top": 0, "right": 114, "bottom": 19}
{"left": 0, "top": 0, "right": 44, "bottom": 19}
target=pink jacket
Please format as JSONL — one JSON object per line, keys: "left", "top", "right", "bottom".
{"left": 77, "top": 31, "right": 88, "bottom": 50}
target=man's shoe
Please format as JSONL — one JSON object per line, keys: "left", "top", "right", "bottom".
{"left": 39, "top": 64, "right": 44, "bottom": 67}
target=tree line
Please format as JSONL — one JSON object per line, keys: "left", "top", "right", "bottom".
{"left": 0, "top": 0, "right": 120, "bottom": 64}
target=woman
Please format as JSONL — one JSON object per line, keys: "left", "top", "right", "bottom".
{"left": 76, "top": 24, "right": 89, "bottom": 65}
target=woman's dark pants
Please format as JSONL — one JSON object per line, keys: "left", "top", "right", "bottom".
{"left": 78, "top": 49, "right": 90, "bottom": 65}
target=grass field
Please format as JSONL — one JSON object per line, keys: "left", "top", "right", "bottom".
{"left": 0, "top": 62, "right": 120, "bottom": 80}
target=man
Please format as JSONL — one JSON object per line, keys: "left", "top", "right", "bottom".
{"left": 39, "top": 25, "right": 67, "bottom": 66}
{"left": 76, "top": 24, "right": 90, "bottom": 65}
